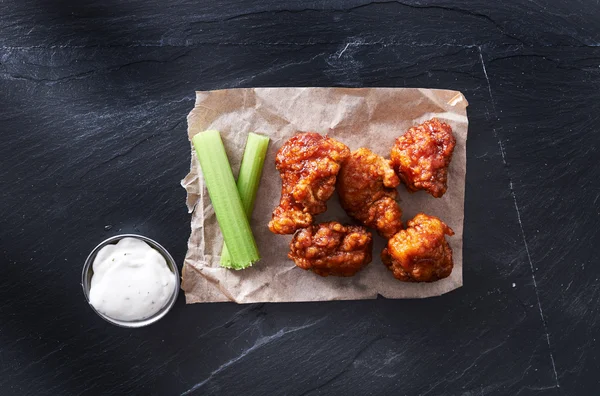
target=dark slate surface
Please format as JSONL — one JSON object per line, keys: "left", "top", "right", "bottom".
{"left": 1, "top": 1, "right": 598, "bottom": 395}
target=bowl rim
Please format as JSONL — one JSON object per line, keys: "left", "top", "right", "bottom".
{"left": 81, "top": 234, "right": 180, "bottom": 328}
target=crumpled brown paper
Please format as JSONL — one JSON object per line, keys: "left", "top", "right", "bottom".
{"left": 181, "top": 88, "right": 468, "bottom": 303}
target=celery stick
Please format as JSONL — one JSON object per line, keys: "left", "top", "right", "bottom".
{"left": 220, "top": 133, "right": 270, "bottom": 268}
{"left": 192, "top": 130, "right": 259, "bottom": 269}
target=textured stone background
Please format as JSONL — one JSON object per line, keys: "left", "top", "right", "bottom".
{"left": 1, "top": 1, "right": 599, "bottom": 395}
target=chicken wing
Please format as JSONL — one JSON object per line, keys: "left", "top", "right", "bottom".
{"left": 268, "top": 133, "right": 350, "bottom": 234}
{"left": 337, "top": 148, "right": 403, "bottom": 239}
{"left": 289, "top": 222, "right": 373, "bottom": 277}
{"left": 381, "top": 213, "right": 454, "bottom": 282}
{"left": 390, "top": 118, "right": 456, "bottom": 198}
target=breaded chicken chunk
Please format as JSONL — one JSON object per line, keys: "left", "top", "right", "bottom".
{"left": 337, "top": 148, "right": 403, "bottom": 239}
{"left": 391, "top": 118, "right": 456, "bottom": 198}
{"left": 381, "top": 213, "right": 454, "bottom": 282}
{"left": 269, "top": 133, "right": 350, "bottom": 234}
{"left": 289, "top": 222, "right": 373, "bottom": 277}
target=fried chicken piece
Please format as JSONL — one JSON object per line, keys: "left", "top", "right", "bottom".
{"left": 269, "top": 133, "right": 350, "bottom": 234}
{"left": 390, "top": 118, "right": 456, "bottom": 198}
{"left": 337, "top": 148, "right": 403, "bottom": 239}
{"left": 289, "top": 222, "right": 373, "bottom": 277}
{"left": 381, "top": 213, "right": 454, "bottom": 282}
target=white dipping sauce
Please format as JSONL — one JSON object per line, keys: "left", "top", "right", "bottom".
{"left": 89, "top": 237, "right": 176, "bottom": 321}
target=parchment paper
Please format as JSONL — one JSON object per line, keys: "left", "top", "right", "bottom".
{"left": 181, "top": 88, "right": 468, "bottom": 303}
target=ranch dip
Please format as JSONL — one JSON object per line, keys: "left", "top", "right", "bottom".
{"left": 88, "top": 237, "right": 176, "bottom": 321}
